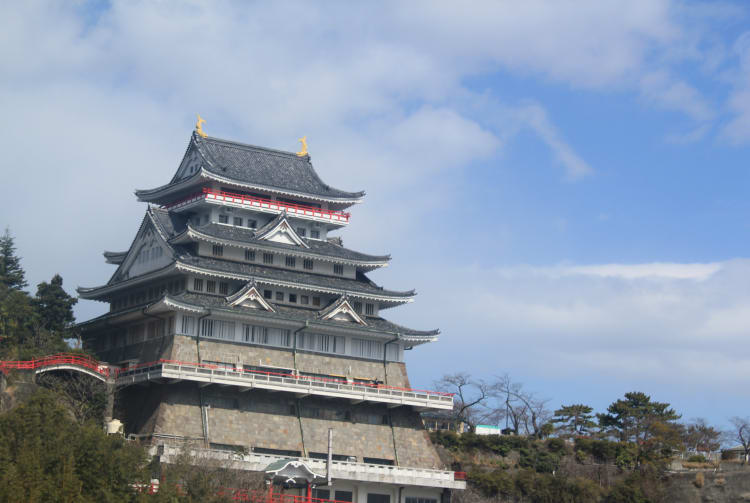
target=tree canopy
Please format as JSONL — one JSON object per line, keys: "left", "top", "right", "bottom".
{"left": 597, "top": 391, "right": 681, "bottom": 463}
{"left": 0, "top": 390, "right": 147, "bottom": 503}
{"left": 552, "top": 404, "right": 596, "bottom": 438}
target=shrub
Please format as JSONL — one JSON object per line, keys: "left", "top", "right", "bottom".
{"left": 687, "top": 454, "right": 707, "bottom": 463}
{"left": 546, "top": 437, "right": 567, "bottom": 453}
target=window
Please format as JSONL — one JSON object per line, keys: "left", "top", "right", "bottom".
{"left": 301, "top": 295, "right": 309, "bottom": 305}
{"left": 365, "top": 303, "right": 374, "bottom": 316}
{"left": 333, "top": 336, "right": 345, "bottom": 354}
{"left": 312, "top": 490, "right": 329, "bottom": 500}
{"left": 335, "top": 492, "right": 353, "bottom": 502}
{"left": 219, "top": 214, "right": 229, "bottom": 224}
{"left": 352, "top": 338, "right": 383, "bottom": 359}
{"left": 264, "top": 289, "right": 272, "bottom": 299}
{"left": 243, "top": 324, "right": 268, "bottom": 344}
{"left": 280, "top": 329, "right": 291, "bottom": 347}
{"left": 303, "top": 259, "right": 313, "bottom": 270}
{"left": 312, "top": 296, "right": 321, "bottom": 306}
{"left": 406, "top": 498, "right": 437, "bottom": 503}
{"left": 206, "top": 280, "right": 216, "bottom": 293}
{"left": 212, "top": 245, "right": 223, "bottom": 257}
{"left": 245, "top": 250, "right": 255, "bottom": 261}
{"left": 201, "top": 319, "right": 235, "bottom": 340}
{"left": 387, "top": 343, "right": 399, "bottom": 361}
{"left": 289, "top": 294, "right": 297, "bottom": 303}
{"left": 263, "top": 253, "right": 274, "bottom": 265}
{"left": 333, "top": 264, "right": 344, "bottom": 275}
{"left": 366, "top": 493, "right": 392, "bottom": 503}
{"left": 285, "top": 256, "right": 296, "bottom": 268}
{"left": 275, "top": 292, "right": 283, "bottom": 301}
{"left": 353, "top": 301, "right": 362, "bottom": 313}
{"left": 219, "top": 282, "right": 229, "bottom": 295}
{"left": 311, "top": 230, "right": 320, "bottom": 239}
{"left": 297, "top": 227, "right": 306, "bottom": 237}
{"left": 247, "top": 219, "right": 257, "bottom": 229}
{"left": 364, "top": 460, "right": 394, "bottom": 468}
{"left": 233, "top": 217, "right": 243, "bottom": 226}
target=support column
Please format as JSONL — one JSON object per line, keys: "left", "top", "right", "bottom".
{"left": 103, "top": 379, "right": 116, "bottom": 427}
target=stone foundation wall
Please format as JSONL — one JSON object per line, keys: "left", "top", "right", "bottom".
{"left": 128, "top": 382, "right": 443, "bottom": 469}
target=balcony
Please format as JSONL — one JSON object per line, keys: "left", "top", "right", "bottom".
{"left": 116, "top": 360, "right": 454, "bottom": 411}
{"left": 165, "top": 188, "right": 351, "bottom": 225}
{"left": 152, "top": 445, "right": 467, "bottom": 490}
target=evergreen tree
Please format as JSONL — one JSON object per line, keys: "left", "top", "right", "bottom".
{"left": 33, "top": 274, "right": 77, "bottom": 336}
{"left": 0, "top": 390, "right": 148, "bottom": 501}
{"left": 0, "top": 228, "right": 27, "bottom": 291}
{"left": 552, "top": 404, "right": 596, "bottom": 437}
{"left": 598, "top": 391, "right": 681, "bottom": 464}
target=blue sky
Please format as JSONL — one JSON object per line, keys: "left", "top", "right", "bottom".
{"left": 3, "top": 1, "right": 750, "bottom": 431}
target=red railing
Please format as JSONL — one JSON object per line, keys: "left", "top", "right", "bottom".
{"left": 454, "top": 472, "right": 467, "bottom": 480}
{"left": 0, "top": 353, "right": 110, "bottom": 378}
{"left": 165, "top": 188, "right": 351, "bottom": 223}
{"left": 117, "top": 358, "right": 453, "bottom": 398}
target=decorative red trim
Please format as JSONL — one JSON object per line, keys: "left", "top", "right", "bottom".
{"left": 165, "top": 188, "right": 351, "bottom": 223}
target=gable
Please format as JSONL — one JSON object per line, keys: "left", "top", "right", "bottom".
{"left": 112, "top": 217, "right": 173, "bottom": 283}
{"left": 257, "top": 217, "right": 309, "bottom": 248}
{"left": 172, "top": 141, "right": 203, "bottom": 183}
{"left": 227, "top": 283, "right": 275, "bottom": 312}
{"left": 319, "top": 298, "right": 367, "bottom": 326}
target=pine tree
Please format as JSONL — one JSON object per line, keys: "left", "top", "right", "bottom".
{"left": 0, "top": 228, "right": 27, "bottom": 291}
{"left": 33, "top": 274, "right": 77, "bottom": 336}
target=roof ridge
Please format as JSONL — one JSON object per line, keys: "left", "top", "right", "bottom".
{"left": 198, "top": 134, "right": 302, "bottom": 159}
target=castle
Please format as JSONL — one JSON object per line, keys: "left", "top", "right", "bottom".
{"left": 77, "top": 126, "right": 465, "bottom": 502}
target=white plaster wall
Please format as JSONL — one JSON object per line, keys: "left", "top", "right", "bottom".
{"left": 174, "top": 311, "right": 402, "bottom": 363}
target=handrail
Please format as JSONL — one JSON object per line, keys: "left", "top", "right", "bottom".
{"left": 164, "top": 188, "right": 351, "bottom": 222}
{"left": 116, "top": 358, "right": 453, "bottom": 398}
{"left": 0, "top": 353, "right": 110, "bottom": 378}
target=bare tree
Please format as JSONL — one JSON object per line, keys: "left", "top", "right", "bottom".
{"left": 37, "top": 371, "right": 107, "bottom": 424}
{"left": 679, "top": 418, "right": 722, "bottom": 457}
{"left": 434, "top": 372, "right": 490, "bottom": 431}
{"left": 729, "top": 417, "right": 750, "bottom": 464}
{"left": 491, "top": 374, "right": 551, "bottom": 438}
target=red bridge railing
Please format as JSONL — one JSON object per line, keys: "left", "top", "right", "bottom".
{"left": 0, "top": 353, "right": 110, "bottom": 378}
{"left": 165, "top": 188, "right": 351, "bottom": 223}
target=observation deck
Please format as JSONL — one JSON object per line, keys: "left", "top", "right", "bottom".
{"left": 165, "top": 188, "right": 351, "bottom": 226}
{"left": 116, "top": 360, "right": 453, "bottom": 411}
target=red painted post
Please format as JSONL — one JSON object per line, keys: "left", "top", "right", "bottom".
{"left": 306, "top": 484, "right": 312, "bottom": 503}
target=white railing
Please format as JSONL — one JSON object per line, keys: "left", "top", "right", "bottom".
{"left": 116, "top": 362, "right": 454, "bottom": 411}
{"left": 153, "top": 445, "right": 466, "bottom": 489}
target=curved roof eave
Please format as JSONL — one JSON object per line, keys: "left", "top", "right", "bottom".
{"left": 171, "top": 225, "right": 391, "bottom": 268}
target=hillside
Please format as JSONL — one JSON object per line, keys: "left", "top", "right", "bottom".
{"left": 432, "top": 431, "right": 750, "bottom": 503}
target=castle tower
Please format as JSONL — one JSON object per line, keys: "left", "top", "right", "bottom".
{"left": 78, "top": 131, "right": 465, "bottom": 502}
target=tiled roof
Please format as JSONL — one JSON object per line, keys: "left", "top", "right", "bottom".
{"left": 180, "top": 222, "right": 390, "bottom": 264}
{"left": 176, "top": 252, "right": 414, "bottom": 299}
{"left": 171, "top": 292, "right": 438, "bottom": 337}
{"left": 136, "top": 133, "right": 364, "bottom": 203}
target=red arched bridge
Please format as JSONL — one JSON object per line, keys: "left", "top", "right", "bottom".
{"left": 0, "top": 353, "right": 112, "bottom": 382}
